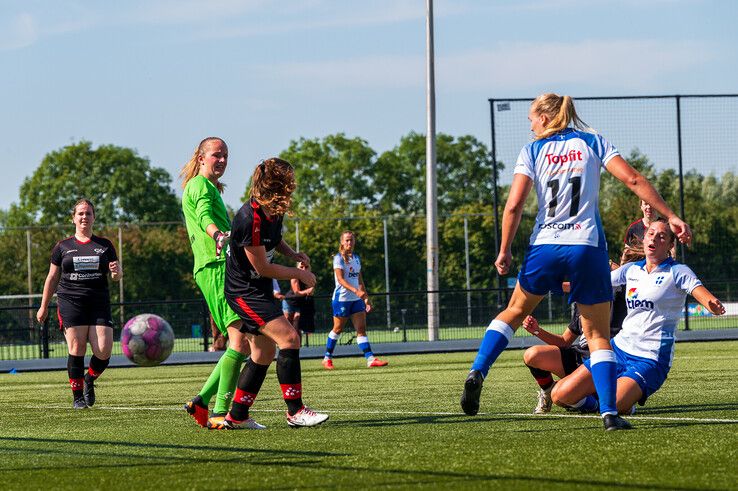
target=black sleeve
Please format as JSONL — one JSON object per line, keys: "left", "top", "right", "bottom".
{"left": 232, "top": 212, "right": 253, "bottom": 248}
{"left": 566, "top": 304, "right": 582, "bottom": 336}
{"left": 105, "top": 239, "right": 118, "bottom": 262}
{"left": 50, "top": 242, "right": 62, "bottom": 266}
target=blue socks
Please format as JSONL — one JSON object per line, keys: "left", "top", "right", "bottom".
{"left": 572, "top": 395, "right": 599, "bottom": 413}
{"left": 589, "top": 349, "right": 618, "bottom": 416}
{"left": 323, "top": 331, "right": 340, "bottom": 359}
{"left": 471, "top": 319, "right": 515, "bottom": 378}
{"left": 356, "top": 335, "right": 373, "bottom": 359}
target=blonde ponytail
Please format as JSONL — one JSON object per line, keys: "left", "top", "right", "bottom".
{"left": 532, "top": 94, "right": 590, "bottom": 140}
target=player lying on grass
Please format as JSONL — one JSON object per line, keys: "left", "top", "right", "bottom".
{"left": 551, "top": 219, "right": 725, "bottom": 414}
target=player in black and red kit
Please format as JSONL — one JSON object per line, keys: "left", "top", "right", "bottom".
{"left": 37, "top": 199, "right": 121, "bottom": 409}
{"left": 209, "top": 157, "right": 328, "bottom": 429}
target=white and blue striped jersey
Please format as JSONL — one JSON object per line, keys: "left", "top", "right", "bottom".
{"left": 610, "top": 258, "right": 701, "bottom": 367}
{"left": 332, "top": 253, "right": 361, "bottom": 302}
{"left": 514, "top": 128, "right": 619, "bottom": 247}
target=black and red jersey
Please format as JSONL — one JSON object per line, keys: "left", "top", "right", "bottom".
{"left": 50, "top": 235, "right": 117, "bottom": 301}
{"left": 225, "top": 199, "right": 283, "bottom": 296}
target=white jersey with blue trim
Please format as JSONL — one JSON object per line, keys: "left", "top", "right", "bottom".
{"left": 610, "top": 258, "right": 701, "bottom": 366}
{"left": 332, "top": 253, "right": 361, "bottom": 302}
{"left": 514, "top": 128, "right": 619, "bottom": 247}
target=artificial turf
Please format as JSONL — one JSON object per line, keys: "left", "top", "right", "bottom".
{"left": 0, "top": 341, "right": 736, "bottom": 490}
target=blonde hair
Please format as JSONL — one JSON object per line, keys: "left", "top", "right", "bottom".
{"left": 180, "top": 137, "right": 226, "bottom": 193}
{"left": 249, "top": 158, "right": 296, "bottom": 216}
{"left": 339, "top": 230, "right": 355, "bottom": 259}
{"left": 531, "top": 93, "right": 589, "bottom": 140}
{"left": 72, "top": 198, "right": 95, "bottom": 218}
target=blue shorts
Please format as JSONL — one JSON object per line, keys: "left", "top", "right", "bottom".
{"left": 332, "top": 299, "right": 366, "bottom": 318}
{"left": 518, "top": 244, "right": 612, "bottom": 305}
{"left": 583, "top": 339, "right": 669, "bottom": 404}
{"left": 282, "top": 300, "right": 300, "bottom": 314}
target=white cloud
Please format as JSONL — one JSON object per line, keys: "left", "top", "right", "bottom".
{"left": 0, "top": 13, "right": 38, "bottom": 51}
{"left": 256, "top": 39, "right": 716, "bottom": 93}
{"left": 437, "top": 40, "right": 715, "bottom": 92}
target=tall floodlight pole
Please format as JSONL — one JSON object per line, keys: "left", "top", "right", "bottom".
{"left": 425, "top": 0, "right": 439, "bottom": 341}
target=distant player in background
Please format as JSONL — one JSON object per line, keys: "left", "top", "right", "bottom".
{"left": 180, "top": 137, "right": 251, "bottom": 428}
{"left": 36, "top": 199, "right": 121, "bottom": 409}
{"left": 322, "top": 231, "right": 388, "bottom": 370}
{"left": 552, "top": 220, "right": 724, "bottom": 413}
{"left": 460, "top": 93, "right": 692, "bottom": 430}
{"left": 214, "top": 157, "right": 328, "bottom": 429}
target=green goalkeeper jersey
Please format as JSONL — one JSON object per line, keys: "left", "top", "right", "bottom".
{"left": 182, "top": 175, "right": 231, "bottom": 274}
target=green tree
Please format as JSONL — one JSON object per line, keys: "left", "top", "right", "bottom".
{"left": 11, "top": 140, "right": 180, "bottom": 225}
{"left": 0, "top": 141, "right": 192, "bottom": 302}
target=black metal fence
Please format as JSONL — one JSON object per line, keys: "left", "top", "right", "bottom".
{"left": 3, "top": 285, "right": 736, "bottom": 360}
{"left": 489, "top": 94, "right": 738, "bottom": 329}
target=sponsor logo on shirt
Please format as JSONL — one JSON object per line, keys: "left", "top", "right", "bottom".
{"left": 626, "top": 288, "right": 654, "bottom": 309}
{"left": 69, "top": 272, "right": 102, "bottom": 281}
{"left": 545, "top": 150, "right": 583, "bottom": 165}
{"left": 538, "top": 222, "right": 582, "bottom": 230}
{"left": 73, "top": 256, "right": 100, "bottom": 271}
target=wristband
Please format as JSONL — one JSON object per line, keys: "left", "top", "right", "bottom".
{"left": 212, "top": 230, "right": 223, "bottom": 241}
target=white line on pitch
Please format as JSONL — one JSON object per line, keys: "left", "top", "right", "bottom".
{"left": 20, "top": 405, "right": 738, "bottom": 424}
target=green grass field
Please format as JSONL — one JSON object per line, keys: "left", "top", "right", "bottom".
{"left": 1, "top": 342, "right": 737, "bottom": 490}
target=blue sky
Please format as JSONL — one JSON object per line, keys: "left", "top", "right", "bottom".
{"left": 2, "top": 0, "right": 736, "bottom": 214}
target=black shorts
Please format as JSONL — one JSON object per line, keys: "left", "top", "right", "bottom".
{"left": 57, "top": 295, "right": 113, "bottom": 330}
{"left": 226, "top": 283, "right": 283, "bottom": 335}
{"left": 559, "top": 346, "right": 585, "bottom": 375}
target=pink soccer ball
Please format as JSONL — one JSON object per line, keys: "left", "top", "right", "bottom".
{"left": 121, "top": 314, "right": 175, "bottom": 367}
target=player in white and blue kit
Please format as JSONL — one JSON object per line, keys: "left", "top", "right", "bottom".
{"left": 322, "top": 231, "right": 388, "bottom": 369}
{"left": 551, "top": 220, "right": 725, "bottom": 413}
{"left": 460, "top": 93, "right": 693, "bottom": 430}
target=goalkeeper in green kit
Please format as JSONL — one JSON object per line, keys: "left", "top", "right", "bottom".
{"left": 181, "top": 136, "right": 251, "bottom": 429}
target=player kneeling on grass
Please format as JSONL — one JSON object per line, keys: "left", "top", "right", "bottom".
{"left": 551, "top": 220, "right": 725, "bottom": 415}
{"left": 210, "top": 158, "right": 328, "bottom": 430}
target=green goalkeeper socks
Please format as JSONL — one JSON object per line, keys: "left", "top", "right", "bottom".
{"left": 198, "top": 354, "right": 225, "bottom": 406}
{"left": 213, "top": 348, "right": 246, "bottom": 414}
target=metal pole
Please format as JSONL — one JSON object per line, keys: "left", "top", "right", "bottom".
{"left": 118, "top": 226, "right": 125, "bottom": 327}
{"left": 464, "top": 217, "right": 471, "bottom": 326}
{"left": 383, "top": 218, "right": 391, "bottom": 329}
{"left": 295, "top": 219, "right": 300, "bottom": 253}
{"left": 675, "top": 95, "right": 690, "bottom": 331}
{"left": 489, "top": 99, "right": 503, "bottom": 310}
{"left": 26, "top": 229, "right": 33, "bottom": 333}
{"left": 425, "top": 0, "right": 439, "bottom": 341}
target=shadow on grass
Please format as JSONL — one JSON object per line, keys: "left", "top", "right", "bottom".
{"left": 0, "top": 436, "right": 713, "bottom": 490}
{"left": 638, "top": 402, "right": 738, "bottom": 415}
{"left": 0, "top": 435, "right": 345, "bottom": 472}
{"left": 328, "top": 413, "right": 599, "bottom": 432}
{"left": 270, "top": 460, "right": 712, "bottom": 491}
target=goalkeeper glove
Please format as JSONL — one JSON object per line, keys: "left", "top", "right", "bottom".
{"left": 213, "top": 230, "right": 230, "bottom": 257}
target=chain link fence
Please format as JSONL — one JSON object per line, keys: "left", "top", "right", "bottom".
{"left": 1, "top": 94, "right": 737, "bottom": 361}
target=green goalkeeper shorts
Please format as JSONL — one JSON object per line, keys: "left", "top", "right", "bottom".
{"left": 194, "top": 262, "right": 241, "bottom": 336}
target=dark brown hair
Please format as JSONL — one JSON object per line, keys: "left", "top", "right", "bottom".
{"left": 72, "top": 198, "right": 95, "bottom": 218}
{"left": 249, "top": 158, "right": 296, "bottom": 216}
